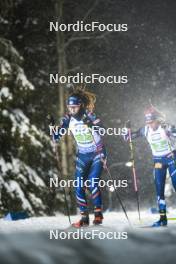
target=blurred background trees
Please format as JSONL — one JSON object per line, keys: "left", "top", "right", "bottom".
{"left": 1, "top": 0, "right": 176, "bottom": 216}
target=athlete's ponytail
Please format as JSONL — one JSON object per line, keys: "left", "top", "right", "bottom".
{"left": 145, "top": 103, "right": 166, "bottom": 124}
{"left": 68, "top": 86, "right": 96, "bottom": 112}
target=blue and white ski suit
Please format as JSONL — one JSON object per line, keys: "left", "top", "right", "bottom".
{"left": 132, "top": 124, "right": 176, "bottom": 212}
{"left": 53, "top": 110, "right": 106, "bottom": 213}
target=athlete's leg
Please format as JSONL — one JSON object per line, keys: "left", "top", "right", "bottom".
{"left": 88, "top": 153, "right": 103, "bottom": 224}
{"left": 153, "top": 161, "right": 167, "bottom": 226}
{"left": 72, "top": 153, "right": 90, "bottom": 227}
{"left": 74, "top": 154, "right": 89, "bottom": 213}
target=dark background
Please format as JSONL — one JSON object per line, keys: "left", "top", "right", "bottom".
{"left": 0, "top": 0, "right": 176, "bottom": 216}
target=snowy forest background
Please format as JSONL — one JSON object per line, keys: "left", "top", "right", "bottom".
{"left": 1, "top": 0, "right": 176, "bottom": 217}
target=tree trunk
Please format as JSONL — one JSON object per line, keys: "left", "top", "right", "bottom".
{"left": 55, "top": 0, "right": 76, "bottom": 213}
{"left": 55, "top": 0, "right": 68, "bottom": 177}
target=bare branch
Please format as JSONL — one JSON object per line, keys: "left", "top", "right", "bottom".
{"left": 66, "top": 65, "right": 81, "bottom": 73}
{"left": 65, "top": 0, "right": 100, "bottom": 49}
{"left": 64, "top": 30, "right": 111, "bottom": 48}
{"left": 82, "top": 0, "right": 100, "bottom": 23}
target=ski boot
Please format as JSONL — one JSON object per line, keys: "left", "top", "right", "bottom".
{"left": 152, "top": 210, "right": 167, "bottom": 227}
{"left": 72, "top": 212, "right": 89, "bottom": 228}
{"left": 93, "top": 211, "right": 103, "bottom": 225}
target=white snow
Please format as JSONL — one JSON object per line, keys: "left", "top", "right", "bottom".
{"left": 9, "top": 109, "right": 31, "bottom": 137}
{"left": 0, "top": 156, "right": 46, "bottom": 209}
{"left": 5, "top": 109, "right": 43, "bottom": 147}
{"left": 28, "top": 193, "right": 46, "bottom": 210}
{"left": 0, "top": 211, "right": 176, "bottom": 264}
{"left": 0, "top": 157, "right": 12, "bottom": 174}
{"left": 1, "top": 157, "right": 46, "bottom": 187}
{"left": 2, "top": 108, "right": 51, "bottom": 149}
{"left": 2, "top": 109, "right": 9, "bottom": 117}
{"left": 18, "top": 173, "right": 28, "bottom": 185}
{"left": 8, "top": 180, "right": 33, "bottom": 212}
{"left": 0, "top": 210, "right": 175, "bottom": 233}
{"left": 24, "top": 164, "right": 46, "bottom": 187}
{"left": 11, "top": 109, "right": 30, "bottom": 131}
{"left": 0, "top": 87, "right": 13, "bottom": 102}
{"left": 16, "top": 67, "right": 34, "bottom": 90}
{"left": 0, "top": 212, "right": 127, "bottom": 233}
{"left": 0, "top": 155, "right": 47, "bottom": 214}
{"left": 0, "top": 57, "right": 12, "bottom": 75}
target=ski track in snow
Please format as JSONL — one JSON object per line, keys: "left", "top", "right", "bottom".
{"left": 0, "top": 211, "right": 176, "bottom": 233}
{"left": 0, "top": 211, "right": 176, "bottom": 264}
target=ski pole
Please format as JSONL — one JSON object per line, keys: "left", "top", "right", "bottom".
{"left": 103, "top": 161, "right": 132, "bottom": 226}
{"left": 48, "top": 114, "right": 71, "bottom": 225}
{"left": 89, "top": 126, "right": 132, "bottom": 226}
{"left": 53, "top": 142, "right": 71, "bottom": 225}
{"left": 126, "top": 120, "right": 141, "bottom": 221}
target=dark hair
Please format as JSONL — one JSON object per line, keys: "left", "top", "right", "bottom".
{"left": 68, "top": 86, "right": 96, "bottom": 112}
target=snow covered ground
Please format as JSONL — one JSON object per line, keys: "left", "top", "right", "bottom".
{"left": 0, "top": 210, "right": 176, "bottom": 233}
{"left": 0, "top": 211, "right": 129, "bottom": 233}
{"left": 0, "top": 211, "right": 176, "bottom": 264}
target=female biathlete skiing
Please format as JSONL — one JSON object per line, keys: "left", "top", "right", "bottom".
{"left": 53, "top": 88, "right": 107, "bottom": 227}
{"left": 125, "top": 106, "right": 176, "bottom": 227}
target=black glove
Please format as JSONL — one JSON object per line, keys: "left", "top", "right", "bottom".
{"left": 47, "top": 114, "right": 55, "bottom": 126}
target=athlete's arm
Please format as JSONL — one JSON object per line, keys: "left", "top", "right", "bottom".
{"left": 124, "top": 127, "right": 145, "bottom": 141}
{"left": 164, "top": 124, "right": 176, "bottom": 138}
{"left": 131, "top": 127, "right": 146, "bottom": 139}
{"left": 50, "top": 114, "right": 70, "bottom": 141}
{"left": 170, "top": 125, "right": 176, "bottom": 137}
{"left": 83, "top": 111, "right": 105, "bottom": 130}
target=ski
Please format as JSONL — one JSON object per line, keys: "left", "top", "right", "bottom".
{"left": 63, "top": 224, "right": 105, "bottom": 231}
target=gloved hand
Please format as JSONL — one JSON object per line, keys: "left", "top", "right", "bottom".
{"left": 47, "top": 114, "right": 55, "bottom": 126}
{"left": 123, "top": 130, "right": 130, "bottom": 142}
{"left": 47, "top": 114, "right": 60, "bottom": 143}
{"left": 48, "top": 123, "right": 60, "bottom": 143}
{"left": 52, "top": 132, "right": 61, "bottom": 143}
{"left": 98, "top": 147, "right": 107, "bottom": 169}
{"left": 82, "top": 113, "right": 94, "bottom": 127}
